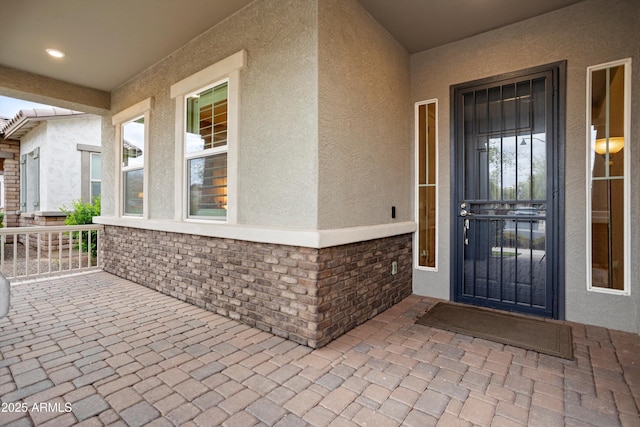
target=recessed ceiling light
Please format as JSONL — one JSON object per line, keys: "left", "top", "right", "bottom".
{"left": 45, "top": 48, "right": 65, "bottom": 58}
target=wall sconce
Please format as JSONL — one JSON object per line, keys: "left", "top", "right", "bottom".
{"left": 594, "top": 136, "right": 624, "bottom": 155}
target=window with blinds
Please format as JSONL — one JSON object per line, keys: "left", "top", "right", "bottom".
{"left": 185, "top": 80, "right": 229, "bottom": 219}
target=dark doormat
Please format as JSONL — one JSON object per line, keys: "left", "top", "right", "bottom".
{"left": 416, "top": 302, "right": 573, "bottom": 359}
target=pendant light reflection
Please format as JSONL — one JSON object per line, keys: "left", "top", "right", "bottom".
{"left": 594, "top": 136, "right": 624, "bottom": 155}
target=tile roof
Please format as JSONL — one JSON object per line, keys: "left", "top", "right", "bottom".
{"left": 0, "top": 107, "right": 86, "bottom": 140}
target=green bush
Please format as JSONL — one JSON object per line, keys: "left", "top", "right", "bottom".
{"left": 0, "top": 212, "right": 4, "bottom": 228}
{"left": 60, "top": 196, "right": 101, "bottom": 257}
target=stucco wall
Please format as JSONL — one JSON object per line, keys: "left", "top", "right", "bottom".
{"left": 411, "top": 0, "right": 640, "bottom": 333}
{"left": 46, "top": 116, "right": 101, "bottom": 211}
{"left": 317, "top": 0, "right": 411, "bottom": 229}
{"left": 107, "top": 0, "right": 318, "bottom": 229}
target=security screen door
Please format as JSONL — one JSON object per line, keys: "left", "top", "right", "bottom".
{"left": 452, "top": 64, "right": 563, "bottom": 318}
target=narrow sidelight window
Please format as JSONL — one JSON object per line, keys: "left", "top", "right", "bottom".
{"left": 90, "top": 153, "right": 101, "bottom": 200}
{"left": 416, "top": 100, "right": 437, "bottom": 269}
{"left": 587, "top": 58, "right": 631, "bottom": 294}
{"left": 122, "top": 117, "right": 145, "bottom": 216}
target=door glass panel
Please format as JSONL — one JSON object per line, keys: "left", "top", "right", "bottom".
{"left": 463, "top": 93, "right": 475, "bottom": 198}
{"left": 458, "top": 73, "right": 551, "bottom": 315}
{"left": 502, "top": 84, "right": 516, "bottom": 131}
{"left": 501, "top": 137, "right": 516, "bottom": 200}
{"left": 531, "top": 134, "right": 546, "bottom": 199}
{"left": 516, "top": 81, "right": 531, "bottom": 129}
{"left": 517, "top": 134, "right": 532, "bottom": 200}
{"left": 488, "top": 138, "right": 502, "bottom": 200}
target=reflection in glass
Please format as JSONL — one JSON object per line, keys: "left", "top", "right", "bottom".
{"left": 91, "top": 153, "right": 101, "bottom": 180}
{"left": 531, "top": 135, "right": 546, "bottom": 200}
{"left": 122, "top": 118, "right": 144, "bottom": 168}
{"left": 124, "top": 169, "right": 143, "bottom": 216}
{"left": 417, "top": 102, "right": 437, "bottom": 268}
{"left": 517, "top": 133, "right": 532, "bottom": 200}
{"left": 186, "top": 82, "right": 228, "bottom": 154}
{"left": 188, "top": 153, "right": 227, "bottom": 219}
{"left": 501, "top": 137, "right": 517, "bottom": 200}
{"left": 122, "top": 117, "right": 144, "bottom": 216}
{"left": 488, "top": 138, "right": 501, "bottom": 200}
{"left": 91, "top": 182, "right": 101, "bottom": 200}
{"left": 90, "top": 153, "right": 101, "bottom": 200}
{"left": 589, "top": 63, "right": 626, "bottom": 291}
{"left": 418, "top": 186, "right": 436, "bottom": 267}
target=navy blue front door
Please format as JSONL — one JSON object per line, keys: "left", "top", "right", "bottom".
{"left": 452, "top": 64, "right": 564, "bottom": 318}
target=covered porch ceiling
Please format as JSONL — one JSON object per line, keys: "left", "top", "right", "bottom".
{"left": 0, "top": 0, "right": 586, "bottom": 94}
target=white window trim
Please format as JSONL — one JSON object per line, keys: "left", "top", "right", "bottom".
{"left": 414, "top": 99, "right": 438, "bottom": 272}
{"left": 585, "top": 58, "right": 631, "bottom": 296}
{"left": 184, "top": 78, "right": 229, "bottom": 221}
{"left": 112, "top": 97, "right": 153, "bottom": 219}
{"left": 170, "top": 49, "right": 246, "bottom": 224}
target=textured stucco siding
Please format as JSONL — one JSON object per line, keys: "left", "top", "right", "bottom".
{"left": 108, "top": 0, "right": 318, "bottom": 228}
{"left": 46, "top": 116, "right": 101, "bottom": 211}
{"left": 317, "top": 0, "right": 412, "bottom": 229}
{"left": 411, "top": 0, "right": 640, "bottom": 333}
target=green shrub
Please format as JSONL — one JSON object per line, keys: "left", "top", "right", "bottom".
{"left": 0, "top": 212, "right": 4, "bottom": 228}
{"left": 60, "top": 196, "right": 101, "bottom": 257}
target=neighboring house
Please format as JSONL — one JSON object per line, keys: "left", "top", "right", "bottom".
{"left": 0, "top": 0, "right": 638, "bottom": 347}
{"left": 0, "top": 108, "right": 101, "bottom": 228}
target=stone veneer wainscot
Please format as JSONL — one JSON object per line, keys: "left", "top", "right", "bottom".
{"left": 102, "top": 225, "right": 412, "bottom": 347}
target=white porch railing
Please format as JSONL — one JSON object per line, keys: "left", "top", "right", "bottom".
{"left": 0, "top": 225, "right": 104, "bottom": 282}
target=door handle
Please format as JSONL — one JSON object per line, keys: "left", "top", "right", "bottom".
{"left": 459, "top": 202, "right": 473, "bottom": 217}
{"left": 463, "top": 218, "right": 470, "bottom": 246}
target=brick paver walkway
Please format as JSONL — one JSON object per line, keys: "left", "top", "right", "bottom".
{"left": 0, "top": 272, "right": 638, "bottom": 426}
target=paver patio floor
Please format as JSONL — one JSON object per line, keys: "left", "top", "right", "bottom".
{"left": 0, "top": 271, "right": 638, "bottom": 426}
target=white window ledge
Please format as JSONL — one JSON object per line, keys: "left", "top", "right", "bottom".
{"left": 93, "top": 216, "right": 416, "bottom": 249}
